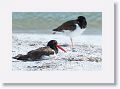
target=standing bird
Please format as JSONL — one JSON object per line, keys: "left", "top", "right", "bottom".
{"left": 13, "top": 40, "right": 66, "bottom": 61}
{"left": 52, "top": 16, "right": 87, "bottom": 50}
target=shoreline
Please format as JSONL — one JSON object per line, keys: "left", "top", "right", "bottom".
{"left": 12, "top": 33, "right": 102, "bottom": 71}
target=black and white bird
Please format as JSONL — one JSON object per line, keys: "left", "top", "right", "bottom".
{"left": 13, "top": 40, "right": 66, "bottom": 61}
{"left": 52, "top": 16, "right": 87, "bottom": 50}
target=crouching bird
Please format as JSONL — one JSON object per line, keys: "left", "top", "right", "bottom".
{"left": 13, "top": 40, "right": 66, "bottom": 61}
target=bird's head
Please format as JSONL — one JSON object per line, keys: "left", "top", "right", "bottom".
{"left": 47, "top": 40, "right": 66, "bottom": 54}
{"left": 77, "top": 16, "right": 87, "bottom": 29}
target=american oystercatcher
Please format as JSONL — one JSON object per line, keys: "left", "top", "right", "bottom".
{"left": 52, "top": 16, "right": 87, "bottom": 50}
{"left": 13, "top": 40, "right": 66, "bottom": 61}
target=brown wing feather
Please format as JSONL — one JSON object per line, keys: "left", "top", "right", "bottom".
{"left": 27, "top": 47, "right": 54, "bottom": 60}
{"left": 53, "top": 20, "right": 77, "bottom": 32}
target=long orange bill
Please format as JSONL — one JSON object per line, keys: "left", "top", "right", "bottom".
{"left": 56, "top": 45, "right": 67, "bottom": 53}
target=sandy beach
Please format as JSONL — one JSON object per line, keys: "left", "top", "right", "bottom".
{"left": 12, "top": 33, "right": 102, "bottom": 71}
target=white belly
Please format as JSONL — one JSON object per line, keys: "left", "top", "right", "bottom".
{"left": 65, "top": 24, "right": 86, "bottom": 37}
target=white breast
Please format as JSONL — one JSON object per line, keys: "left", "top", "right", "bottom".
{"left": 70, "top": 24, "right": 86, "bottom": 37}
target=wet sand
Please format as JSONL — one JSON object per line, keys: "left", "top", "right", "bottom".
{"left": 12, "top": 33, "right": 102, "bottom": 71}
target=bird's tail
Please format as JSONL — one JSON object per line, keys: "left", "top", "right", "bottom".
{"left": 52, "top": 29, "right": 57, "bottom": 34}
{"left": 52, "top": 28, "right": 64, "bottom": 34}
{"left": 53, "top": 28, "right": 58, "bottom": 31}
{"left": 13, "top": 54, "right": 29, "bottom": 60}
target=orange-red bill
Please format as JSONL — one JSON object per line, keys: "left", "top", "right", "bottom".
{"left": 56, "top": 45, "right": 67, "bottom": 53}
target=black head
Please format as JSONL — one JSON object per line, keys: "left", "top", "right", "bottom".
{"left": 47, "top": 40, "right": 66, "bottom": 54}
{"left": 77, "top": 16, "right": 87, "bottom": 29}
{"left": 47, "top": 40, "right": 58, "bottom": 54}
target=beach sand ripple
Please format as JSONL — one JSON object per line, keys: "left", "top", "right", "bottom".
{"left": 12, "top": 33, "right": 102, "bottom": 71}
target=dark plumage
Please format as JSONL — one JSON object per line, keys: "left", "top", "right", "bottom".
{"left": 13, "top": 40, "right": 66, "bottom": 61}
{"left": 53, "top": 16, "right": 87, "bottom": 33}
